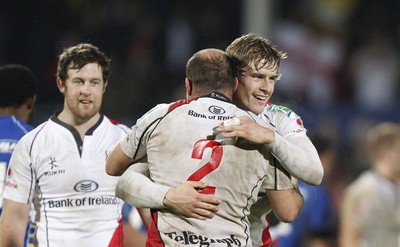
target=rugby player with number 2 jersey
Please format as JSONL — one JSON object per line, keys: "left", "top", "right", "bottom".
{"left": 115, "top": 34, "right": 323, "bottom": 247}
{"left": 107, "top": 48, "right": 303, "bottom": 247}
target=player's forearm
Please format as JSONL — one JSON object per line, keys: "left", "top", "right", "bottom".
{"left": 0, "top": 200, "right": 30, "bottom": 247}
{"left": 0, "top": 235, "right": 20, "bottom": 247}
{"left": 106, "top": 144, "right": 135, "bottom": 176}
{"left": 116, "top": 165, "right": 170, "bottom": 208}
{"left": 267, "top": 184, "right": 303, "bottom": 223}
{"left": 268, "top": 134, "right": 324, "bottom": 185}
{"left": 0, "top": 229, "right": 25, "bottom": 247}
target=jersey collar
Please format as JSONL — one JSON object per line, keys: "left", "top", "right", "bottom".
{"left": 50, "top": 112, "right": 104, "bottom": 157}
{"left": 200, "top": 91, "right": 232, "bottom": 103}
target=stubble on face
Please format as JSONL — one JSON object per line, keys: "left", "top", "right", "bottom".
{"left": 64, "top": 87, "right": 102, "bottom": 124}
{"left": 62, "top": 63, "right": 105, "bottom": 125}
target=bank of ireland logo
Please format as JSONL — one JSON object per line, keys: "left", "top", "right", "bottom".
{"left": 74, "top": 180, "right": 99, "bottom": 192}
{"left": 208, "top": 105, "right": 226, "bottom": 115}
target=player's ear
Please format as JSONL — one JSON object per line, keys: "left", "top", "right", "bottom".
{"left": 25, "top": 95, "right": 37, "bottom": 111}
{"left": 233, "top": 77, "right": 239, "bottom": 93}
{"left": 56, "top": 78, "right": 65, "bottom": 93}
{"left": 185, "top": 78, "right": 193, "bottom": 97}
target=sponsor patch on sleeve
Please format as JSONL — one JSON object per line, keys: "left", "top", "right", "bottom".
{"left": 267, "top": 104, "right": 304, "bottom": 127}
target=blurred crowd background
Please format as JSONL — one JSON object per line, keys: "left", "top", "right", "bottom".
{"left": 1, "top": 0, "right": 400, "bottom": 241}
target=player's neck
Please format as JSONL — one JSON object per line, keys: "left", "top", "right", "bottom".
{"left": 0, "top": 106, "right": 18, "bottom": 116}
{"left": 375, "top": 165, "right": 400, "bottom": 184}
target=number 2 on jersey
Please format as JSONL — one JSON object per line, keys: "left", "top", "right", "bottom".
{"left": 187, "top": 139, "right": 223, "bottom": 195}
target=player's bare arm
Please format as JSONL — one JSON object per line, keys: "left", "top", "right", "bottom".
{"left": 106, "top": 143, "right": 136, "bottom": 176}
{"left": 267, "top": 177, "right": 303, "bottom": 223}
{"left": 0, "top": 199, "right": 30, "bottom": 246}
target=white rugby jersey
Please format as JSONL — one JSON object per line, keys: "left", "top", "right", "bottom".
{"left": 4, "top": 115, "right": 129, "bottom": 247}
{"left": 120, "top": 92, "right": 293, "bottom": 247}
{"left": 341, "top": 170, "right": 400, "bottom": 246}
{"left": 249, "top": 103, "right": 322, "bottom": 247}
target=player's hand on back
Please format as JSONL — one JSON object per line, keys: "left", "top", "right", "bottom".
{"left": 163, "top": 181, "right": 222, "bottom": 220}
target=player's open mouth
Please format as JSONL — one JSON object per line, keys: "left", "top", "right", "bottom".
{"left": 80, "top": 100, "right": 91, "bottom": 104}
{"left": 254, "top": 95, "right": 267, "bottom": 101}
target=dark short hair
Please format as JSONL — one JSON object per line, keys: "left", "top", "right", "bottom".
{"left": 0, "top": 64, "right": 37, "bottom": 107}
{"left": 56, "top": 43, "right": 111, "bottom": 83}
{"left": 186, "top": 48, "right": 236, "bottom": 93}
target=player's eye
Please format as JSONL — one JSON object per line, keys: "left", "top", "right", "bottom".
{"left": 73, "top": 79, "right": 84, "bottom": 84}
{"left": 90, "top": 80, "right": 101, "bottom": 86}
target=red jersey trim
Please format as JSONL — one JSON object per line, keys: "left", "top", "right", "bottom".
{"left": 168, "top": 99, "right": 195, "bottom": 112}
{"left": 108, "top": 218, "right": 124, "bottom": 247}
{"left": 261, "top": 212, "right": 272, "bottom": 247}
{"left": 146, "top": 210, "right": 164, "bottom": 247}
{"left": 108, "top": 118, "right": 120, "bottom": 125}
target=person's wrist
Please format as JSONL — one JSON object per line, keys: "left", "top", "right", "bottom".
{"left": 265, "top": 130, "right": 279, "bottom": 148}
{"left": 162, "top": 187, "right": 174, "bottom": 208}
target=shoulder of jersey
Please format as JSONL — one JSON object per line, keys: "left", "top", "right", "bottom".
{"left": 135, "top": 103, "right": 175, "bottom": 126}
{"left": 141, "top": 103, "right": 171, "bottom": 118}
{"left": 18, "top": 121, "right": 48, "bottom": 143}
{"left": 167, "top": 98, "right": 196, "bottom": 112}
{"left": 265, "top": 103, "right": 304, "bottom": 126}
{"left": 106, "top": 117, "right": 130, "bottom": 133}
{"left": 108, "top": 117, "right": 121, "bottom": 125}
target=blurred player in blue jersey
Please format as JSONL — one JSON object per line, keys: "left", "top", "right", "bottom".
{"left": 0, "top": 64, "right": 37, "bottom": 214}
{"left": 0, "top": 64, "right": 37, "bottom": 246}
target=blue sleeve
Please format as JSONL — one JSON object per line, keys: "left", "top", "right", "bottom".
{"left": 307, "top": 186, "right": 333, "bottom": 230}
{"left": 121, "top": 203, "right": 133, "bottom": 223}
{"left": 277, "top": 182, "right": 333, "bottom": 247}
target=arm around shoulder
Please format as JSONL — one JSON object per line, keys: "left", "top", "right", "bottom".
{"left": 216, "top": 114, "right": 324, "bottom": 185}
{"left": 268, "top": 134, "right": 324, "bottom": 185}
{"left": 116, "top": 164, "right": 170, "bottom": 208}
{"left": 117, "top": 164, "right": 222, "bottom": 220}
{"left": 263, "top": 106, "right": 324, "bottom": 185}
